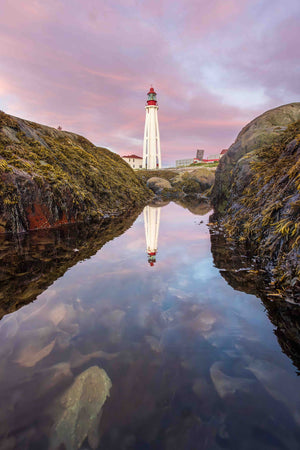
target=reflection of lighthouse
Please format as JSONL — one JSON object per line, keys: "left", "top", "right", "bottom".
{"left": 144, "top": 205, "right": 161, "bottom": 266}
{"left": 143, "top": 87, "right": 161, "bottom": 169}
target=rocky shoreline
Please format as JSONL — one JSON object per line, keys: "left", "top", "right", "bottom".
{"left": 0, "top": 112, "right": 152, "bottom": 233}
{"left": 136, "top": 167, "right": 215, "bottom": 201}
{"left": 1, "top": 105, "right": 299, "bottom": 300}
{"left": 211, "top": 103, "right": 300, "bottom": 300}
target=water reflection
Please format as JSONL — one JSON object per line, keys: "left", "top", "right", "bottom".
{"left": 210, "top": 229, "right": 300, "bottom": 374}
{"left": 0, "top": 209, "right": 141, "bottom": 319}
{"left": 0, "top": 203, "right": 299, "bottom": 449}
{"left": 144, "top": 205, "right": 161, "bottom": 266}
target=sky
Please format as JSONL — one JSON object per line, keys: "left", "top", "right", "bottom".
{"left": 0, "top": 0, "right": 299, "bottom": 165}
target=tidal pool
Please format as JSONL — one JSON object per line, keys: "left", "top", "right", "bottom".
{"left": 0, "top": 202, "right": 299, "bottom": 449}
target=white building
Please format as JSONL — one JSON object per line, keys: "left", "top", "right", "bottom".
{"left": 143, "top": 87, "right": 161, "bottom": 169}
{"left": 175, "top": 158, "right": 194, "bottom": 167}
{"left": 122, "top": 154, "right": 143, "bottom": 169}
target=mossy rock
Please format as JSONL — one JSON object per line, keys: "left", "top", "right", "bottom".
{"left": 0, "top": 111, "right": 152, "bottom": 233}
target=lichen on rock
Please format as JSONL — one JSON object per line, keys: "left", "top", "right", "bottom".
{"left": 0, "top": 112, "right": 152, "bottom": 233}
{"left": 211, "top": 103, "right": 300, "bottom": 299}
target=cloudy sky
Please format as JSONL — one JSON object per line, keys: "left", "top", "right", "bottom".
{"left": 1, "top": 0, "right": 299, "bottom": 164}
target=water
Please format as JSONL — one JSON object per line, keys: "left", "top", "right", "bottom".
{"left": 0, "top": 202, "right": 299, "bottom": 449}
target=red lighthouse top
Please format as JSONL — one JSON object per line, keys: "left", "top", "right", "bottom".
{"left": 147, "top": 86, "right": 157, "bottom": 105}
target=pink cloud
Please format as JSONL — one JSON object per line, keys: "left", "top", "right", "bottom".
{"left": 0, "top": 0, "right": 299, "bottom": 165}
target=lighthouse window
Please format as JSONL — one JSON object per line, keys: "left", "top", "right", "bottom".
{"left": 148, "top": 93, "right": 156, "bottom": 101}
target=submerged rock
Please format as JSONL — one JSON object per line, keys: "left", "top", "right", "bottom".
{"left": 210, "top": 361, "right": 254, "bottom": 398}
{"left": 50, "top": 365, "right": 112, "bottom": 450}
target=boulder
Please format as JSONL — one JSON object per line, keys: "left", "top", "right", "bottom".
{"left": 211, "top": 103, "right": 300, "bottom": 214}
{"left": 210, "top": 103, "right": 300, "bottom": 297}
{"left": 147, "top": 177, "right": 172, "bottom": 194}
{"left": 0, "top": 111, "right": 151, "bottom": 233}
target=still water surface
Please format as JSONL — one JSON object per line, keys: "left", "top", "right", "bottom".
{"left": 0, "top": 202, "right": 299, "bottom": 449}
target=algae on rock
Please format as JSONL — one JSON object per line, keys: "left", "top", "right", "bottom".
{"left": 0, "top": 112, "right": 152, "bottom": 233}
{"left": 211, "top": 103, "right": 300, "bottom": 299}
{"left": 50, "top": 365, "right": 112, "bottom": 450}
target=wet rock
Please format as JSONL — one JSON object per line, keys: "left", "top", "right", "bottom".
{"left": 210, "top": 103, "right": 300, "bottom": 297}
{"left": 50, "top": 365, "right": 112, "bottom": 450}
{"left": 211, "top": 102, "right": 300, "bottom": 214}
{"left": 147, "top": 177, "right": 172, "bottom": 194}
{"left": 0, "top": 111, "right": 152, "bottom": 234}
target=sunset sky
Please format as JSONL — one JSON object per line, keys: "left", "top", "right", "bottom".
{"left": 1, "top": 0, "right": 299, "bottom": 165}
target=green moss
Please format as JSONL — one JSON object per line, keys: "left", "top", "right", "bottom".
{"left": 0, "top": 112, "right": 152, "bottom": 231}
{"left": 221, "top": 121, "right": 300, "bottom": 295}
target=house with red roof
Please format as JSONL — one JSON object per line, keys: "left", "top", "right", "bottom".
{"left": 122, "top": 154, "right": 143, "bottom": 169}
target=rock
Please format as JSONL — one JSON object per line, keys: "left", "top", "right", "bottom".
{"left": 137, "top": 168, "right": 215, "bottom": 199}
{"left": 186, "top": 168, "right": 215, "bottom": 191}
{"left": 211, "top": 102, "right": 300, "bottom": 214}
{"left": 50, "top": 365, "right": 112, "bottom": 450}
{"left": 0, "top": 111, "right": 151, "bottom": 233}
{"left": 147, "top": 177, "right": 172, "bottom": 194}
{"left": 210, "top": 103, "right": 300, "bottom": 298}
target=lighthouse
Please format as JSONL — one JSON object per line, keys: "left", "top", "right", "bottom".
{"left": 142, "top": 87, "right": 161, "bottom": 169}
{"left": 144, "top": 205, "right": 161, "bottom": 266}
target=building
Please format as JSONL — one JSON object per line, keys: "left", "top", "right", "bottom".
{"left": 220, "top": 149, "right": 228, "bottom": 157}
{"left": 122, "top": 154, "right": 143, "bottom": 169}
{"left": 175, "top": 158, "right": 194, "bottom": 167}
{"left": 143, "top": 87, "right": 161, "bottom": 169}
{"left": 196, "top": 149, "right": 204, "bottom": 160}
{"left": 175, "top": 148, "right": 224, "bottom": 167}
{"left": 206, "top": 153, "right": 220, "bottom": 160}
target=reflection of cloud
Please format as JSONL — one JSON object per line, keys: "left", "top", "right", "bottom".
{"left": 192, "top": 257, "right": 218, "bottom": 282}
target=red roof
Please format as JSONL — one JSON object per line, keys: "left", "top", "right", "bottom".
{"left": 122, "top": 154, "right": 143, "bottom": 159}
{"left": 220, "top": 149, "right": 228, "bottom": 155}
{"left": 147, "top": 86, "right": 156, "bottom": 95}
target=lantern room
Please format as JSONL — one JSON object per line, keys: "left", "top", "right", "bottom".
{"left": 147, "top": 87, "right": 157, "bottom": 105}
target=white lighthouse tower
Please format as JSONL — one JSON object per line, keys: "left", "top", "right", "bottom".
{"left": 144, "top": 205, "right": 161, "bottom": 266}
{"left": 143, "top": 87, "right": 161, "bottom": 169}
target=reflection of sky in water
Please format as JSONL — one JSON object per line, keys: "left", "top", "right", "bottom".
{"left": 0, "top": 202, "right": 299, "bottom": 449}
